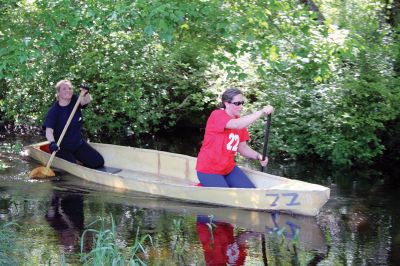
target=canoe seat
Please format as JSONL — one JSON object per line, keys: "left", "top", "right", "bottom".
{"left": 96, "top": 166, "right": 122, "bottom": 174}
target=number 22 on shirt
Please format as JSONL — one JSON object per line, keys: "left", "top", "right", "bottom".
{"left": 226, "top": 133, "right": 239, "bottom": 151}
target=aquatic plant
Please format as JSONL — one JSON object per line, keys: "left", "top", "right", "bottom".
{"left": 172, "top": 218, "right": 184, "bottom": 252}
{"left": 0, "top": 160, "right": 6, "bottom": 171}
{"left": 171, "top": 218, "right": 187, "bottom": 263}
{"left": 206, "top": 214, "right": 216, "bottom": 243}
{"left": 264, "top": 226, "right": 324, "bottom": 265}
{"left": 0, "top": 221, "right": 26, "bottom": 265}
{"left": 80, "top": 214, "right": 152, "bottom": 266}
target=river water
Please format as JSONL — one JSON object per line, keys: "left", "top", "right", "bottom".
{"left": 0, "top": 131, "right": 399, "bottom": 265}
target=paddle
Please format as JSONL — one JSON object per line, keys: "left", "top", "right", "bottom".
{"left": 260, "top": 114, "right": 272, "bottom": 264}
{"left": 29, "top": 90, "right": 85, "bottom": 179}
{"left": 260, "top": 114, "right": 272, "bottom": 172}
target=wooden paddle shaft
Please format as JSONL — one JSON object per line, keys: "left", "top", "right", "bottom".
{"left": 45, "top": 91, "right": 85, "bottom": 169}
{"left": 260, "top": 114, "right": 272, "bottom": 172}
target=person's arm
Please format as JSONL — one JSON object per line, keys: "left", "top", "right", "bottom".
{"left": 45, "top": 127, "right": 56, "bottom": 142}
{"left": 237, "top": 142, "right": 269, "bottom": 167}
{"left": 80, "top": 88, "right": 92, "bottom": 106}
{"left": 46, "top": 127, "right": 59, "bottom": 152}
{"left": 226, "top": 105, "right": 273, "bottom": 129}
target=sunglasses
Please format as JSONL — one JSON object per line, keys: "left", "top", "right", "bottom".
{"left": 229, "top": 101, "right": 245, "bottom": 106}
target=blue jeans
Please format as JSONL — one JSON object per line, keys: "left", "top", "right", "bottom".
{"left": 197, "top": 166, "right": 256, "bottom": 188}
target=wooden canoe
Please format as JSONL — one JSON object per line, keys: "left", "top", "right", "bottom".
{"left": 26, "top": 141, "right": 330, "bottom": 216}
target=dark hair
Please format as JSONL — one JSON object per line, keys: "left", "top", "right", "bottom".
{"left": 218, "top": 88, "right": 243, "bottom": 109}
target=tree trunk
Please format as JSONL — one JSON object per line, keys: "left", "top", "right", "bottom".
{"left": 299, "top": 0, "right": 325, "bottom": 24}
{"left": 386, "top": 0, "right": 400, "bottom": 28}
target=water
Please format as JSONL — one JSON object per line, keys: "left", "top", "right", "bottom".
{"left": 1, "top": 132, "right": 400, "bottom": 265}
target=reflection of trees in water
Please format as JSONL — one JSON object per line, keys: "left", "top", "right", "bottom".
{"left": 318, "top": 201, "right": 394, "bottom": 265}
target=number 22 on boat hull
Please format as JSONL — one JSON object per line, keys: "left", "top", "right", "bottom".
{"left": 265, "top": 193, "right": 301, "bottom": 207}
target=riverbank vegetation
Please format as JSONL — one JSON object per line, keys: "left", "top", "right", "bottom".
{"left": 80, "top": 214, "right": 152, "bottom": 265}
{"left": 1, "top": 0, "right": 399, "bottom": 167}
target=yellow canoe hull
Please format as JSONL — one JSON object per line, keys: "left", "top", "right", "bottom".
{"left": 26, "top": 142, "right": 330, "bottom": 216}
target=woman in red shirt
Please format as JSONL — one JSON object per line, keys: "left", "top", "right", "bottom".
{"left": 196, "top": 88, "right": 274, "bottom": 188}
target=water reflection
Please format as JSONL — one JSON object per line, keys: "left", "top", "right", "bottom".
{"left": 194, "top": 210, "right": 328, "bottom": 265}
{"left": 45, "top": 191, "right": 89, "bottom": 253}
{"left": 47, "top": 177, "right": 328, "bottom": 264}
{"left": 100, "top": 190, "right": 328, "bottom": 263}
{"left": 197, "top": 216, "right": 252, "bottom": 265}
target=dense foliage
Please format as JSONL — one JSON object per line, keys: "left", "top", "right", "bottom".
{"left": 1, "top": 0, "right": 399, "bottom": 166}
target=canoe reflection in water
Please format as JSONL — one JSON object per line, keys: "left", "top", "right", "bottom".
{"left": 194, "top": 211, "right": 328, "bottom": 265}
{"left": 45, "top": 191, "right": 92, "bottom": 252}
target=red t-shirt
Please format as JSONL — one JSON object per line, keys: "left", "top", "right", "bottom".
{"left": 196, "top": 109, "right": 249, "bottom": 175}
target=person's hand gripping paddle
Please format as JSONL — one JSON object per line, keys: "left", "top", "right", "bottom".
{"left": 29, "top": 90, "right": 85, "bottom": 179}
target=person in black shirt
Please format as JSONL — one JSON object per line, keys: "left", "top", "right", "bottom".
{"left": 43, "top": 79, "right": 104, "bottom": 168}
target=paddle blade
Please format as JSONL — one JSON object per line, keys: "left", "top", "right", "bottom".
{"left": 29, "top": 166, "right": 56, "bottom": 179}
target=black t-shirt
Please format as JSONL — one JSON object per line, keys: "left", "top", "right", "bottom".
{"left": 43, "top": 95, "right": 84, "bottom": 151}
